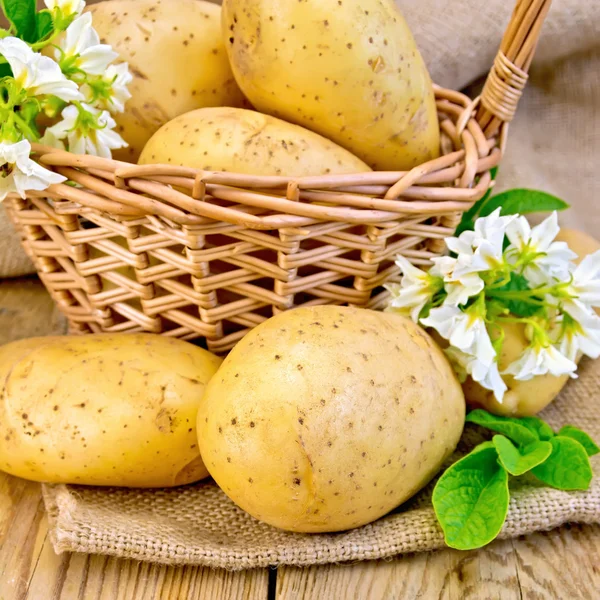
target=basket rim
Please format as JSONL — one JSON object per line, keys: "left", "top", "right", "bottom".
{"left": 20, "top": 85, "right": 504, "bottom": 231}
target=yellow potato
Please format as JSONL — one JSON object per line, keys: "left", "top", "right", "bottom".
{"left": 222, "top": 0, "right": 439, "bottom": 170}
{"left": 462, "top": 322, "right": 573, "bottom": 417}
{"left": 89, "top": 0, "right": 247, "bottom": 162}
{"left": 197, "top": 306, "right": 464, "bottom": 533}
{"left": 0, "top": 334, "right": 222, "bottom": 487}
{"left": 139, "top": 107, "right": 370, "bottom": 176}
{"left": 463, "top": 228, "right": 600, "bottom": 417}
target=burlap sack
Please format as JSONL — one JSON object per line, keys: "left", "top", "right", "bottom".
{"left": 42, "top": 357, "right": 600, "bottom": 570}
{"left": 0, "top": 205, "right": 35, "bottom": 278}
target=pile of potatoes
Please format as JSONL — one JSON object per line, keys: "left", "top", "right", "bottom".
{"left": 89, "top": 0, "right": 440, "bottom": 172}
{"left": 0, "top": 308, "right": 465, "bottom": 533}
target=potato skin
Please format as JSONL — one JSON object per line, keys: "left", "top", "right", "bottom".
{"left": 197, "top": 306, "right": 464, "bottom": 533}
{"left": 139, "top": 107, "right": 370, "bottom": 176}
{"left": 0, "top": 334, "right": 222, "bottom": 487}
{"left": 463, "top": 228, "right": 600, "bottom": 417}
{"left": 222, "top": 0, "right": 439, "bottom": 170}
{"left": 89, "top": 0, "right": 247, "bottom": 162}
{"left": 462, "top": 322, "right": 573, "bottom": 417}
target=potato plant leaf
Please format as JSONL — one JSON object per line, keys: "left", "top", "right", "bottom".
{"left": 531, "top": 437, "right": 593, "bottom": 490}
{"left": 494, "top": 272, "right": 540, "bottom": 318}
{"left": 35, "top": 10, "right": 53, "bottom": 42}
{"left": 480, "top": 188, "right": 570, "bottom": 218}
{"left": 432, "top": 444, "right": 509, "bottom": 550}
{"left": 466, "top": 410, "right": 538, "bottom": 446}
{"left": 558, "top": 426, "right": 600, "bottom": 457}
{"left": 517, "top": 417, "right": 555, "bottom": 441}
{"left": 492, "top": 435, "right": 552, "bottom": 476}
{"left": 1, "top": 0, "right": 36, "bottom": 42}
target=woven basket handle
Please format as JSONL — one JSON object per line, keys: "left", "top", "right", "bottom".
{"left": 476, "top": 0, "right": 552, "bottom": 137}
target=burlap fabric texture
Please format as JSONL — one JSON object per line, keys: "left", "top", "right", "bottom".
{"left": 42, "top": 358, "right": 600, "bottom": 570}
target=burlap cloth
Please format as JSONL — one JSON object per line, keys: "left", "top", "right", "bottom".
{"left": 41, "top": 357, "right": 600, "bottom": 570}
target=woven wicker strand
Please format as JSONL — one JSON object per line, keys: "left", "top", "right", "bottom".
{"left": 6, "top": 0, "right": 551, "bottom": 353}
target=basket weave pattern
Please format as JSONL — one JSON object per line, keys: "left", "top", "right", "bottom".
{"left": 5, "top": 0, "right": 550, "bottom": 353}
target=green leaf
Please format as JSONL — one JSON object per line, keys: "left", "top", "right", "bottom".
{"left": 493, "top": 435, "right": 553, "bottom": 476}
{"left": 0, "top": 62, "right": 12, "bottom": 78}
{"left": 480, "top": 188, "right": 570, "bottom": 218}
{"left": 432, "top": 444, "right": 509, "bottom": 550}
{"left": 455, "top": 167, "right": 499, "bottom": 236}
{"left": 466, "top": 410, "right": 538, "bottom": 446}
{"left": 35, "top": 10, "right": 53, "bottom": 42}
{"left": 531, "top": 436, "right": 593, "bottom": 490}
{"left": 517, "top": 417, "right": 555, "bottom": 441}
{"left": 1, "top": 0, "right": 37, "bottom": 42}
{"left": 558, "top": 426, "right": 600, "bottom": 457}
{"left": 495, "top": 272, "right": 540, "bottom": 318}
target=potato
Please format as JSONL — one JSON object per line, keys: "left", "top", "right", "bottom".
{"left": 88, "top": 0, "right": 247, "bottom": 162}
{"left": 0, "top": 334, "right": 222, "bottom": 487}
{"left": 139, "top": 107, "right": 370, "bottom": 176}
{"left": 197, "top": 306, "right": 464, "bottom": 533}
{"left": 463, "top": 228, "right": 600, "bottom": 417}
{"left": 222, "top": 0, "right": 439, "bottom": 170}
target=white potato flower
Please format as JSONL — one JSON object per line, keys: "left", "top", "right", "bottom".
{"left": 431, "top": 255, "right": 484, "bottom": 307}
{"left": 566, "top": 250, "right": 600, "bottom": 309}
{"left": 385, "top": 255, "right": 443, "bottom": 322}
{"left": 0, "top": 37, "right": 82, "bottom": 102}
{"left": 81, "top": 63, "right": 133, "bottom": 113}
{"left": 552, "top": 309, "right": 600, "bottom": 362}
{"left": 505, "top": 212, "right": 576, "bottom": 286}
{"left": 446, "top": 209, "right": 517, "bottom": 279}
{"left": 45, "top": 103, "right": 127, "bottom": 158}
{"left": 503, "top": 343, "right": 577, "bottom": 381}
{"left": 420, "top": 304, "right": 496, "bottom": 366}
{"left": 44, "top": 0, "right": 85, "bottom": 19}
{"left": 56, "top": 13, "right": 117, "bottom": 77}
{"left": 445, "top": 347, "right": 508, "bottom": 402}
{"left": 0, "top": 139, "right": 66, "bottom": 202}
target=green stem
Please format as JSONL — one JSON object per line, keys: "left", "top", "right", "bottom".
{"left": 13, "top": 112, "right": 39, "bottom": 142}
{"left": 486, "top": 291, "right": 547, "bottom": 306}
{"left": 31, "top": 31, "right": 62, "bottom": 52}
{"left": 487, "top": 274, "right": 512, "bottom": 289}
{"left": 494, "top": 315, "right": 536, "bottom": 326}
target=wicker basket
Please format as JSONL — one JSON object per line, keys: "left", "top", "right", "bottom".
{"left": 6, "top": 0, "right": 551, "bottom": 354}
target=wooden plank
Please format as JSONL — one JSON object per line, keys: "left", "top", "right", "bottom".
{"left": 25, "top": 541, "right": 270, "bottom": 600}
{"left": 511, "top": 524, "right": 600, "bottom": 599}
{"left": 0, "top": 472, "right": 269, "bottom": 600}
{"left": 276, "top": 525, "right": 600, "bottom": 600}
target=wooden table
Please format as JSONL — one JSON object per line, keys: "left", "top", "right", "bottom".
{"left": 1, "top": 278, "right": 600, "bottom": 600}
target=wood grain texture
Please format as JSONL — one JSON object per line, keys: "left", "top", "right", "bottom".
{"left": 276, "top": 525, "right": 600, "bottom": 600}
{"left": 0, "top": 470, "right": 270, "bottom": 600}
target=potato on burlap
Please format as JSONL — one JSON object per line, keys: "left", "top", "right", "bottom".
{"left": 0, "top": 334, "right": 221, "bottom": 487}
{"left": 197, "top": 306, "right": 465, "bottom": 533}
